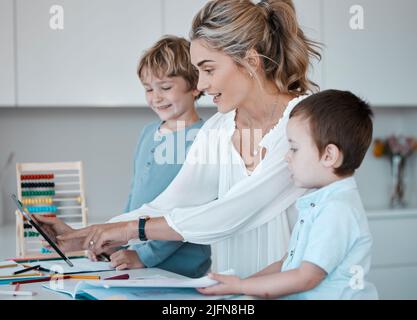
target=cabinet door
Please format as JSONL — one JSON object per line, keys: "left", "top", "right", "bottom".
{"left": 322, "top": 0, "right": 417, "bottom": 106}
{"left": 17, "top": 0, "right": 162, "bottom": 107}
{"left": 367, "top": 213, "right": 417, "bottom": 299}
{"left": 0, "top": 0, "right": 15, "bottom": 106}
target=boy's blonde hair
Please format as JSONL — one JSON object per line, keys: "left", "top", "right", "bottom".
{"left": 137, "top": 35, "right": 201, "bottom": 98}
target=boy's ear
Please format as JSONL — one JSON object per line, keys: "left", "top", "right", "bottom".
{"left": 192, "top": 89, "right": 201, "bottom": 98}
{"left": 320, "top": 144, "right": 343, "bottom": 169}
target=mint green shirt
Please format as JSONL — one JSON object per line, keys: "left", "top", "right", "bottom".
{"left": 281, "top": 177, "right": 378, "bottom": 299}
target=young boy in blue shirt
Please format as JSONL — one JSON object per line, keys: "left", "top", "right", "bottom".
{"left": 198, "top": 89, "right": 378, "bottom": 299}
{"left": 90, "top": 36, "right": 211, "bottom": 278}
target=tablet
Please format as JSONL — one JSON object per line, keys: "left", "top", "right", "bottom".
{"left": 11, "top": 194, "right": 74, "bottom": 267}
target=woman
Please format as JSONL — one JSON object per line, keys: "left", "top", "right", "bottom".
{"left": 35, "top": 0, "right": 321, "bottom": 278}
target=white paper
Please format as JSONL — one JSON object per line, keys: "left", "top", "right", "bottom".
{"left": 83, "top": 269, "right": 235, "bottom": 289}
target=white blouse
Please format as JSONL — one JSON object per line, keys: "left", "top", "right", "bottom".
{"left": 109, "top": 95, "right": 308, "bottom": 277}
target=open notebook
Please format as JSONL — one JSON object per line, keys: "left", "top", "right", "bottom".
{"left": 43, "top": 270, "right": 237, "bottom": 300}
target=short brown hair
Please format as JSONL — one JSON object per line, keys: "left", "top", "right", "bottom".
{"left": 289, "top": 90, "right": 373, "bottom": 176}
{"left": 137, "top": 35, "right": 202, "bottom": 99}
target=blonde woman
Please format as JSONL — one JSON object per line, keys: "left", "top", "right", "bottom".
{"left": 35, "top": 0, "right": 321, "bottom": 278}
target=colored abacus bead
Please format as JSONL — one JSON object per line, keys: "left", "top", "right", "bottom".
{"left": 24, "top": 231, "right": 40, "bottom": 237}
{"left": 22, "top": 190, "right": 55, "bottom": 196}
{"left": 41, "top": 214, "right": 57, "bottom": 218}
{"left": 21, "top": 174, "right": 54, "bottom": 180}
{"left": 21, "top": 182, "right": 55, "bottom": 188}
{"left": 40, "top": 247, "right": 52, "bottom": 254}
{"left": 22, "top": 197, "right": 54, "bottom": 205}
{"left": 26, "top": 206, "right": 57, "bottom": 213}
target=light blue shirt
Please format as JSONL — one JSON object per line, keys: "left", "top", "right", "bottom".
{"left": 281, "top": 177, "right": 378, "bottom": 299}
{"left": 125, "top": 119, "right": 212, "bottom": 278}
{"left": 125, "top": 119, "right": 205, "bottom": 211}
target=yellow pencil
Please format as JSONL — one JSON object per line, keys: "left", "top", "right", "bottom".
{"left": 69, "top": 275, "right": 101, "bottom": 280}
{"left": 0, "top": 264, "right": 18, "bottom": 269}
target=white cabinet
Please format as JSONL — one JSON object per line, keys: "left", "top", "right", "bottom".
{"left": 367, "top": 209, "right": 417, "bottom": 299}
{"left": 322, "top": 0, "right": 417, "bottom": 106}
{"left": 16, "top": 0, "right": 162, "bottom": 107}
{"left": 9, "top": 0, "right": 416, "bottom": 107}
{"left": 0, "top": 0, "right": 15, "bottom": 106}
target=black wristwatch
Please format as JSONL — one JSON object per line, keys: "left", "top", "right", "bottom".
{"left": 138, "top": 216, "right": 150, "bottom": 241}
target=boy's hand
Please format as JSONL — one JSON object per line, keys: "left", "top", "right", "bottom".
{"left": 109, "top": 250, "right": 145, "bottom": 270}
{"left": 197, "top": 273, "right": 243, "bottom": 295}
{"left": 87, "top": 247, "right": 117, "bottom": 262}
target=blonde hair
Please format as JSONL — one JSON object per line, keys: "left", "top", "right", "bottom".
{"left": 190, "top": 0, "right": 321, "bottom": 95}
{"left": 137, "top": 35, "right": 201, "bottom": 97}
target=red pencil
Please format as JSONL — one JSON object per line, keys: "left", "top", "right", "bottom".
{"left": 11, "top": 275, "right": 70, "bottom": 285}
{"left": 104, "top": 274, "right": 130, "bottom": 280}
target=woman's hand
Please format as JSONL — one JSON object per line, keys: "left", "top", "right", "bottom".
{"left": 32, "top": 215, "right": 84, "bottom": 252}
{"left": 109, "top": 250, "right": 144, "bottom": 270}
{"left": 57, "top": 221, "right": 138, "bottom": 254}
{"left": 197, "top": 273, "right": 243, "bottom": 296}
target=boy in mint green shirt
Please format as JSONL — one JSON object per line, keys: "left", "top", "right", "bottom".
{"left": 198, "top": 90, "right": 378, "bottom": 299}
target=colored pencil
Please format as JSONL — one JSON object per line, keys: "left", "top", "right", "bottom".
{"left": 13, "top": 265, "right": 41, "bottom": 275}
{"left": 69, "top": 275, "right": 100, "bottom": 280}
{"left": 11, "top": 275, "right": 70, "bottom": 285}
{"left": 104, "top": 274, "right": 130, "bottom": 280}
{"left": 0, "top": 264, "right": 18, "bottom": 269}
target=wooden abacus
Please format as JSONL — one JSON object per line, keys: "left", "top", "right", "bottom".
{"left": 15, "top": 161, "right": 88, "bottom": 258}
